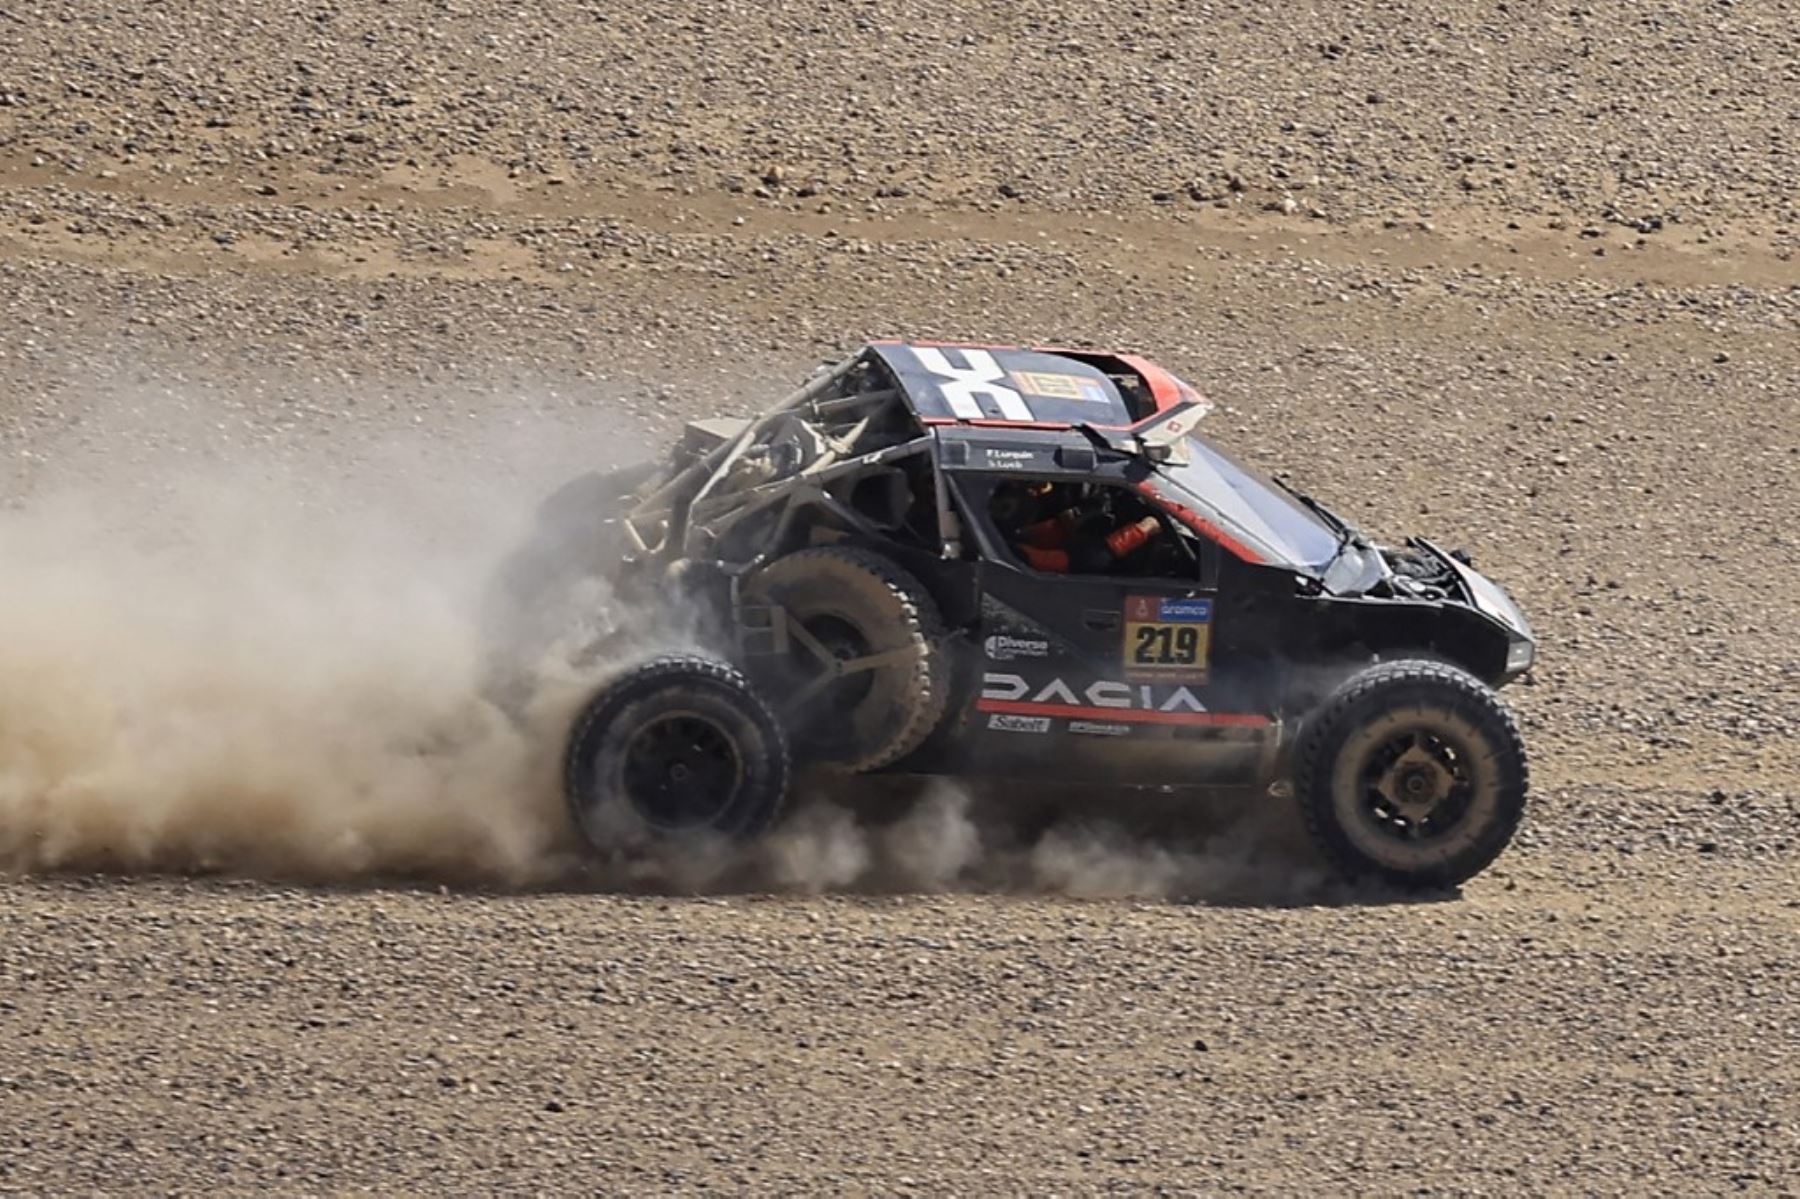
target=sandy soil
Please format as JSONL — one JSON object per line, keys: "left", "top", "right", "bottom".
{"left": 1, "top": 0, "right": 1797, "bottom": 1192}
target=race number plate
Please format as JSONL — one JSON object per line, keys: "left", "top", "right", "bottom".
{"left": 1123, "top": 595, "right": 1212, "bottom": 683}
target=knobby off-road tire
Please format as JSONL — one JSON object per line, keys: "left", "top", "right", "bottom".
{"left": 477, "top": 462, "right": 658, "bottom": 709}
{"left": 1293, "top": 659, "right": 1528, "bottom": 891}
{"left": 743, "top": 545, "right": 950, "bottom": 773}
{"left": 563, "top": 654, "right": 789, "bottom": 851}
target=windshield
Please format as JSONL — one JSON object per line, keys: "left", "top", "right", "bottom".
{"left": 1151, "top": 434, "right": 1344, "bottom": 570}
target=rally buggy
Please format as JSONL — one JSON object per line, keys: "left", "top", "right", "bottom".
{"left": 481, "top": 341, "right": 1538, "bottom": 890}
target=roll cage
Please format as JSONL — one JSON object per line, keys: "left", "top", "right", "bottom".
{"left": 609, "top": 345, "right": 1331, "bottom": 589}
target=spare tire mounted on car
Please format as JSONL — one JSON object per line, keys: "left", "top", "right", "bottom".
{"left": 742, "top": 545, "right": 950, "bottom": 773}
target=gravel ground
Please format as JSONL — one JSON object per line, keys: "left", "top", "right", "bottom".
{"left": 2, "top": 0, "right": 1798, "bottom": 1193}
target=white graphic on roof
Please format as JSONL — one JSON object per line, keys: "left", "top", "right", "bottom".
{"left": 911, "top": 347, "right": 1034, "bottom": 421}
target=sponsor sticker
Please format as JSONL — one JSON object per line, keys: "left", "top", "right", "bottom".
{"left": 988, "top": 713, "right": 1051, "bottom": 734}
{"left": 1068, "top": 720, "right": 1131, "bottom": 737}
{"left": 1008, "top": 370, "right": 1112, "bottom": 404}
{"left": 979, "top": 673, "right": 1212, "bottom": 716}
{"left": 976, "top": 672, "right": 1270, "bottom": 728}
{"left": 984, "top": 633, "right": 1050, "bottom": 661}
{"left": 1125, "top": 595, "right": 1213, "bottom": 623}
{"left": 1155, "top": 597, "right": 1214, "bottom": 623}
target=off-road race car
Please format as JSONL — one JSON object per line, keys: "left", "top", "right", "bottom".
{"left": 482, "top": 341, "right": 1538, "bottom": 891}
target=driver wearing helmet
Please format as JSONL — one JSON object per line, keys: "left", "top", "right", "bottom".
{"left": 990, "top": 481, "right": 1163, "bottom": 574}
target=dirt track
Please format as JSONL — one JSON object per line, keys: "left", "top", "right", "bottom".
{"left": 2, "top": 0, "right": 1798, "bottom": 1193}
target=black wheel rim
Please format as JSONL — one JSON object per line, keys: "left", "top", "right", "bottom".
{"left": 1353, "top": 727, "right": 1476, "bottom": 843}
{"left": 619, "top": 712, "right": 743, "bottom": 830}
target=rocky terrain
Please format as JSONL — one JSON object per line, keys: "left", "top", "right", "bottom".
{"left": 1, "top": 0, "right": 1797, "bottom": 1193}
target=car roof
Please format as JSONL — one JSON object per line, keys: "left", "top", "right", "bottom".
{"left": 865, "top": 340, "right": 1204, "bottom": 432}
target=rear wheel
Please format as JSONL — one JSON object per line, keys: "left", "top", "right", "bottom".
{"left": 742, "top": 545, "right": 950, "bottom": 773}
{"left": 1293, "top": 659, "right": 1528, "bottom": 891}
{"left": 563, "top": 654, "right": 789, "bottom": 851}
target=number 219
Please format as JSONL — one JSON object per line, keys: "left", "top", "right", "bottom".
{"left": 1133, "top": 624, "right": 1200, "bottom": 665}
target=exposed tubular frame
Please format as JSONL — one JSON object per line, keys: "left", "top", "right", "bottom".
{"left": 616, "top": 351, "right": 947, "bottom": 582}
{"left": 620, "top": 352, "right": 864, "bottom": 558}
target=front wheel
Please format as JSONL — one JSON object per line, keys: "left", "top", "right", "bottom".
{"left": 1293, "top": 659, "right": 1528, "bottom": 891}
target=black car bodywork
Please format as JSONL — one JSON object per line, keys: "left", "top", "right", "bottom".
{"left": 573, "top": 341, "right": 1533, "bottom": 788}
{"left": 490, "top": 340, "right": 1538, "bottom": 888}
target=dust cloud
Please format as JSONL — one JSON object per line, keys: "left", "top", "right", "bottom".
{"left": 588, "top": 782, "right": 1336, "bottom": 905}
{"left": 0, "top": 457, "right": 583, "bottom": 883}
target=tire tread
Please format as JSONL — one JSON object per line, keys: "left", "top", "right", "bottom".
{"left": 748, "top": 544, "right": 951, "bottom": 773}
{"left": 562, "top": 652, "right": 790, "bottom": 844}
{"left": 1294, "top": 659, "right": 1529, "bottom": 890}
